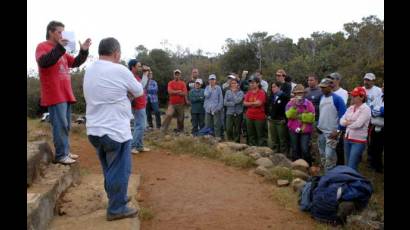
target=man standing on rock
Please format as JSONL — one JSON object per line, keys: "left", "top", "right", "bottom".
{"left": 84, "top": 37, "right": 143, "bottom": 221}
{"left": 35, "top": 20, "right": 91, "bottom": 164}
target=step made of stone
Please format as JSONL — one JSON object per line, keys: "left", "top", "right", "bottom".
{"left": 27, "top": 163, "right": 80, "bottom": 230}
{"left": 48, "top": 174, "right": 141, "bottom": 230}
{"left": 27, "top": 141, "right": 54, "bottom": 186}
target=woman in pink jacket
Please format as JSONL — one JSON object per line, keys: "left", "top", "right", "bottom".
{"left": 340, "top": 86, "right": 371, "bottom": 171}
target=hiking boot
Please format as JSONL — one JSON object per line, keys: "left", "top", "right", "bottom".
{"left": 106, "top": 207, "right": 138, "bottom": 221}
{"left": 56, "top": 156, "right": 76, "bottom": 165}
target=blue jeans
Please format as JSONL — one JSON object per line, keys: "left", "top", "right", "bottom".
{"left": 344, "top": 140, "right": 366, "bottom": 171}
{"left": 318, "top": 133, "right": 337, "bottom": 172}
{"left": 132, "top": 108, "right": 146, "bottom": 150}
{"left": 48, "top": 102, "right": 71, "bottom": 161}
{"left": 88, "top": 135, "right": 132, "bottom": 215}
{"left": 289, "top": 131, "right": 312, "bottom": 165}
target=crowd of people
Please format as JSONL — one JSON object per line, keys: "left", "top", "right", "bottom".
{"left": 35, "top": 20, "right": 384, "bottom": 221}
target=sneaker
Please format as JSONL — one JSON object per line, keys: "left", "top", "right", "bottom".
{"left": 57, "top": 156, "right": 76, "bottom": 165}
{"left": 131, "top": 148, "right": 140, "bottom": 154}
{"left": 69, "top": 153, "right": 79, "bottom": 159}
{"left": 106, "top": 207, "right": 138, "bottom": 221}
{"left": 137, "top": 147, "right": 151, "bottom": 152}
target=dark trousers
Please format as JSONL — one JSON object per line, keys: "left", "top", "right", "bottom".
{"left": 367, "top": 126, "right": 384, "bottom": 172}
{"left": 226, "top": 113, "right": 243, "bottom": 143}
{"left": 191, "top": 112, "right": 205, "bottom": 135}
{"left": 146, "top": 100, "right": 161, "bottom": 128}
{"left": 246, "top": 117, "right": 267, "bottom": 146}
{"left": 289, "top": 131, "right": 312, "bottom": 165}
{"left": 336, "top": 131, "right": 345, "bottom": 165}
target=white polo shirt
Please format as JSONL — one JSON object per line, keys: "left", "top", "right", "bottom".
{"left": 84, "top": 60, "right": 143, "bottom": 143}
{"left": 334, "top": 87, "right": 348, "bottom": 105}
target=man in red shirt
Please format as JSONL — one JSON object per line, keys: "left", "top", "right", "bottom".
{"left": 161, "top": 69, "right": 187, "bottom": 133}
{"left": 35, "top": 20, "right": 91, "bottom": 164}
{"left": 128, "top": 59, "right": 151, "bottom": 154}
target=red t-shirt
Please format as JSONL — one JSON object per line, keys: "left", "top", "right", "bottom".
{"left": 35, "top": 41, "right": 76, "bottom": 106}
{"left": 168, "top": 80, "right": 187, "bottom": 105}
{"left": 244, "top": 89, "right": 266, "bottom": 121}
{"left": 132, "top": 76, "right": 147, "bottom": 110}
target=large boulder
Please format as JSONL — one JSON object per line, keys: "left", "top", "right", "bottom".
{"left": 291, "top": 178, "right": 306, "bottom": 192}
{"left": 270, "top": 154, "right": 292, "bottom": 168}
{"left": 291, "top": 169, "right": 310, "bottom": 180}
{"left": 291, "top": 159, "right": 310, "bottom": 173}
{"left": 243, "top": 146, "right": 274, "bottom": 157}
{"left": 255, "top": 157, "right": 274, "bottom": 168}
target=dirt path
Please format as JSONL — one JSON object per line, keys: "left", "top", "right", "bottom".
{"left": 73, "top": 137, "right": 316, "bottom": 230}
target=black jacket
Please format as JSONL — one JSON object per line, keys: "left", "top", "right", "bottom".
{"left": 267, "top": 91, "right": 289, "bottom": 120}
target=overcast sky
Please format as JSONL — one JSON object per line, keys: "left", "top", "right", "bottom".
{"left": 27, "top": 0, "right": 384, "bottom": 72}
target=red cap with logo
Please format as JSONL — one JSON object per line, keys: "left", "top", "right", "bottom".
{"left": 350, "top": 87, "right": 367, "bottom": 97}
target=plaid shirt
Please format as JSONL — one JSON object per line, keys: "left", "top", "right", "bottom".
{"left": 146, "top": 79, "right": 159, "bottom": 103}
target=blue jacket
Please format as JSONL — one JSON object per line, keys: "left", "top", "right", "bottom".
{"left": 310, "top": 166, "right": 373, "bottom": 222}
{"left": 204, "top": 85, "right": 223, "bottom": 114}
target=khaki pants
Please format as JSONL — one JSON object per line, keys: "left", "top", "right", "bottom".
{"left": 161, "top": 104, "right": 185, "bottom": 132}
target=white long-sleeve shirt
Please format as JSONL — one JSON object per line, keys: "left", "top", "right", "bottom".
{"left": 84, "top": 60, "right": 143, "bottom": 143}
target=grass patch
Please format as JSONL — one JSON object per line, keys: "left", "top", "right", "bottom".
{"left": 268, "top": 166, "right": 294, "bottom": 181}
{"left": 138, "top": 206, "right": 154, "bottom": 221}
{"left": 220, "top": 152, "right": 255, "bottom": 168}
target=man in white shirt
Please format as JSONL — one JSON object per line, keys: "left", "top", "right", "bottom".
{"left": 326, "top": 72, "right": 348, "bottom": 105}
{"left": 363, "top": 73, "right": 382, "bottom": 106}
{"left": 83, "top": 37, "right": 144, "bottom": 221}
{"left": 255, "top": 70, "right": 268, "bottom": 93}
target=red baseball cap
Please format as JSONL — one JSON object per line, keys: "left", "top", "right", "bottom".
{"left": 350, "top": 86, "right": 366, "bottom": 97}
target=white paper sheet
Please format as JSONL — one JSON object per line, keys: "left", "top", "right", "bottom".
{"left": 62, "top": 31, "right": 76, "bottom": 53}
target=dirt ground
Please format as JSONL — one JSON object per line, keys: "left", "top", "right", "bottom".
{"left": 72, "top": 137, "right": 317, "bottom": 230}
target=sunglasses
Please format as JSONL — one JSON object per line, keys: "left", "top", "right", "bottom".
{"left": 276, "top": 74, "right": 283, "bottom": 77}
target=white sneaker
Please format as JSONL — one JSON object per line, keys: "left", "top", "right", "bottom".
{"left": 69, "top": 153, "right": 79, "bottom": 159}
{"left": 139, "top": 147, "right": 151, "bottom": 152}
{"left": 57, "top": 156, "right": 76, "bottom": 165}
{"left": 131, "top": 148, "right": 140, "bottom": 154}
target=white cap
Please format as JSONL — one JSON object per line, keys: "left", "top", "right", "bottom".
{"left": 209, "top": 74, "right": 217, "bottom": 80}
{"left": 195, "top": 78, "right": 203, "bottom": 85}
{"left": 228, "top": 75, "right": 236, "bottom": 79}
{"left": 363, "top": 73, "right": 376, "bottom": 81}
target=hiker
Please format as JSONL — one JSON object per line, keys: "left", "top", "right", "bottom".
{"left": 84, "top": 37, "right": 143, "bottom": 221}
{"left": 367, "top": 82, "right": 384, "bottom": 173}
{"left": 304, "top": 74, "right": 323, "bottom": 122}
{"left": 243, "top": 76, "right": 267, "bottom": 146}
{"left": 326, "top": 72, "right": 348, "bottom": 166}
{"left": 35, "top": 20, "right": 91, "bottom": 164}
{"left": 255, "top": 69, "right": 269, "bottom": 93}
{"left": 204, "top": 74, "right": 224, "bottom": 140}
{"left": 285, "top": 84, "right": 315, "bottom": 164}
{"left": 224, "top": 78, "right": 244, "bottom": 142}
{"left": 128, "top": 59, "right": 150, "bottom": 154}
{"left": 317, "top": 78, "right": 346, "bottom": 172}
{"left": 145, "top": 68, "right": 161, "bottom": 130}
{"left": 267, "top": 81, "right": 290, "bottom": 153}
{"left": 339, "top": 86, "right": 371, "bottom": 171}
{"left": 161, "top": 69, "right": 187, "bottom": 133}
{"left": 188, "top": 78, "right": 206, "bottom": 135}
{"left": 363, "top": 73, "right": 382, "bottom": 106}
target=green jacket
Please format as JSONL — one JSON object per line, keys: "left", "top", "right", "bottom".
{"left": 189, "top": 88, "right": 205, "bottom": 114}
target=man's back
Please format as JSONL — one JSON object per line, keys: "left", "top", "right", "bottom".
{"left": 84, "top": 60, "right": 143, "bottom": 143}
{"left": 364, "top": 85, "right": 382, "bottom": 105}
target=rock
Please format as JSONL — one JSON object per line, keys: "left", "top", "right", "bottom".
{"left": 224, "top": 142, "right": 249, "bottom": 151}
{"left": 250, "top": 152, "right": 262, "bottom": 160}
{"left": 243, "top": 146, "right": 274, "bottom": 157}
{"left": 256, "top": 157, "right": 274, "bottom": 168}
{"left": 291, "top": 170, "right": 309, "bottom": 180}
{"left": 291, "top": 159, "right": 310, "bottom": 172}
{"left": 270, "top": 154, "right": 292, "bottom": 168}
{"left": 255, "top": 166, "right": 269, "bottom": 177}
{"left": 291, "top": 178, "right": 306, "bottom": 192}
{"left": 277, "top": 179, "right": 290, "bottom": 187}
